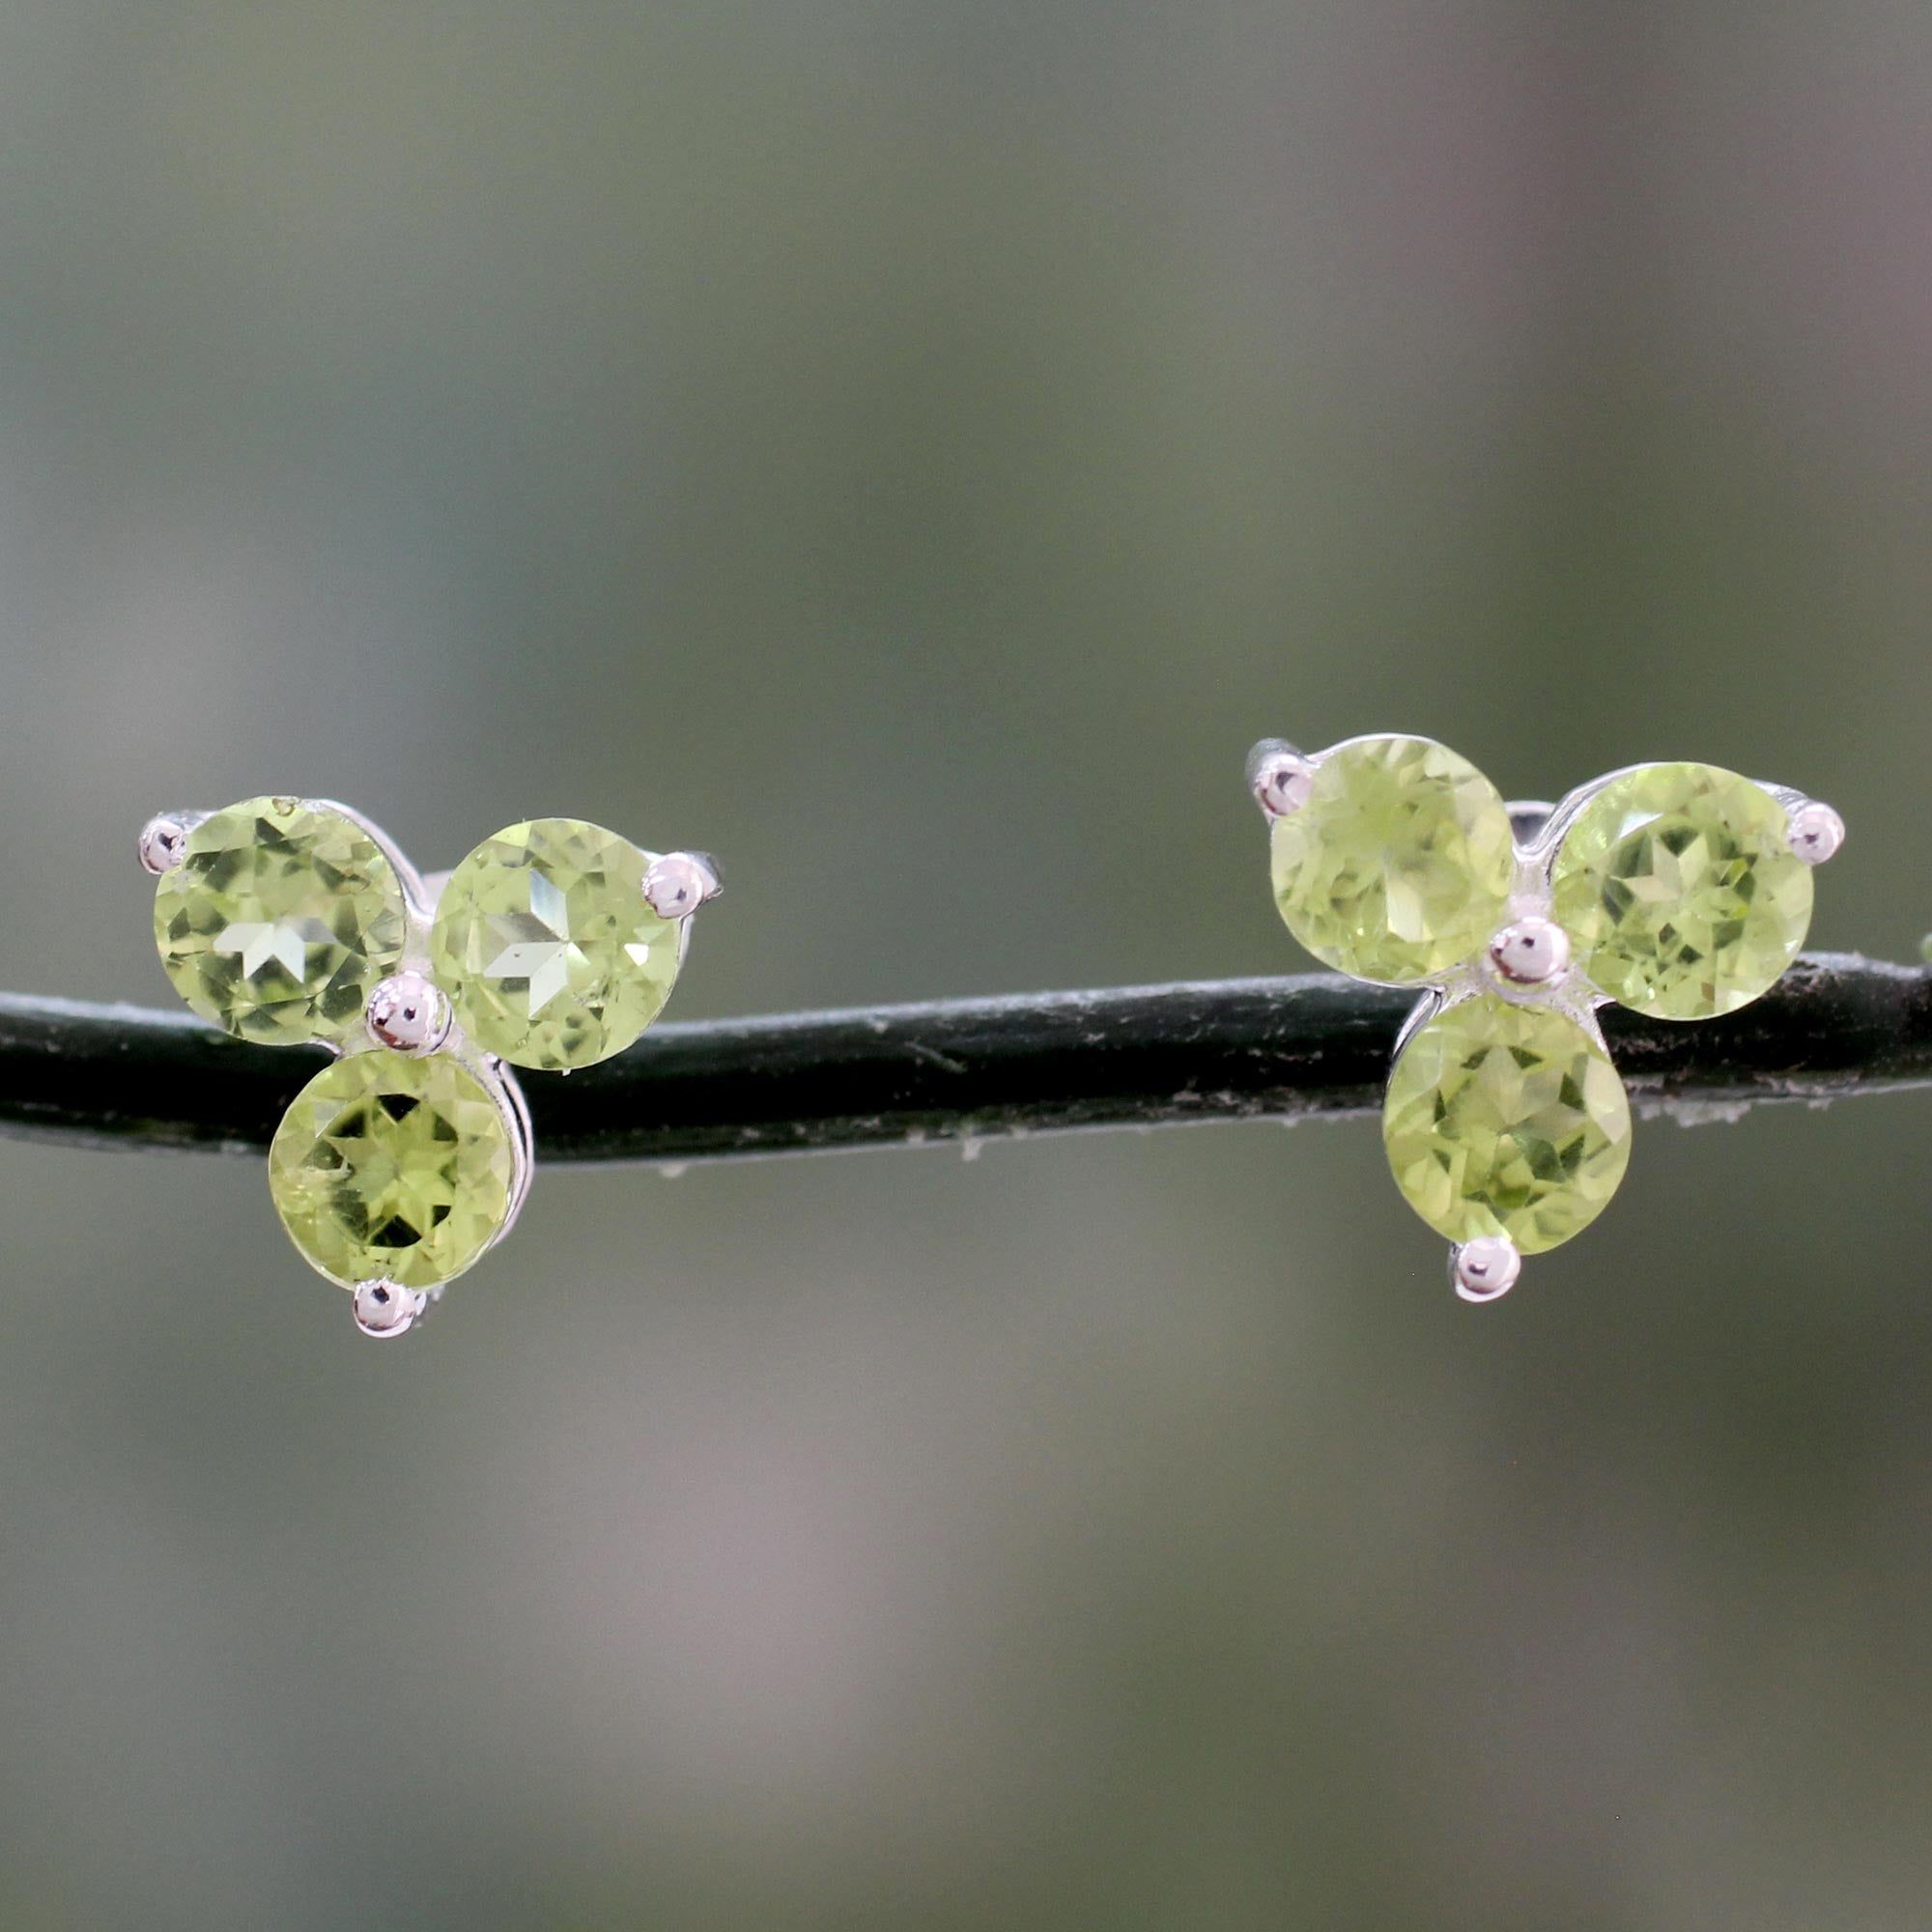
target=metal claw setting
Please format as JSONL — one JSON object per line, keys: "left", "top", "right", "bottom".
{"left": 1253, "top": 736, "right": 1841, "bottom": 1302}
{"left": 145, "top": 800, "right": 717, "bottom": 1337}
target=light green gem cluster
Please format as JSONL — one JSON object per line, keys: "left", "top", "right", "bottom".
{"left": 1270, "top": 736, "right": 1516, "bottom": 983}
{"left": 154, "top": 803, "right": 689, "bottom": 1295}
{"left": 430, "top": 817, "right": 680, "bottom": 1069}
{"left": 1550, "top": 761, "right": 1811, "bottom": 1020}
{"left": 1382, "top": 997, "right": 1632, "bottom": 1252}
{"left": 1269, "top": 739, "right": 1817, "bottom": 1257}
{"left": 269, "top": 1051, "right": 517, "bottom": 1289}
{"left": 155, "top": 797, "right": 407, "bottom": 1044}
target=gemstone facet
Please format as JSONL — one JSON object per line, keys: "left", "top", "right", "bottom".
{"left": 1550, "top": 762, "right": 1812, "bottom": 1020}
{"left": 269, "top": 1049, "right": 518, "bottom": 1290}
{"left": 1270, "top": 736, "right": 1516, "bottom": 983}
{"left": 430, "top": 818, "right": 681, "bottom": 1069}
{"left": 154, "top": 797, "right": 408, "bottom": 1044}
{"left": 1382, "top": 995, "right": 1633, "bottom": 1253}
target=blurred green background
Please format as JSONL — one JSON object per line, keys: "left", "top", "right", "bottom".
{"left": 0, "top": 4, "right": 1928, "bottom": 1927}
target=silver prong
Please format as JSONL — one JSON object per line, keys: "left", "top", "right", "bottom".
{"left": 137, "top": 814, "right": 191, "bottom": 876}
{"left": 1786, "top": 800, "right": 1846, "bottom": 866}
{"left": 351, "top": 1279, "right": 426, "bottom": 1339}
{"left": 366, "top": 971, "right": 453, "bottom": 1057}
{"left": 643, "top": 850, "right": 722, "bottom": 920}
{"left": 1484, "top": 916, "right": 1571, "bottom": 993}
{"left": 1451, "top": 1236, "right": 1521, "bottom": 1303}
{"left": 1246, "top": 739, "right": 1314, "bottom": 819}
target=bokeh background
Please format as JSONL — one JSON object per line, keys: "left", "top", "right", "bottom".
{"left": 0, "top": 4, "right": 1928, "bottom": 1927}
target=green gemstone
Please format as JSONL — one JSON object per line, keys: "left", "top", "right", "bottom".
{"left": 1382, "top": 995, "right": 1633, "bottom": 1253}
{"left": 1550, "top": 762, "right": 1811, "bottom": 1021}
{"left": 430, "top": 818, "right": 680, "bottom": 1069}
{"left": 155, "top": 797, "right": 408, "bottom": 1044}
{"left": 269, "top": 1049, "right": 518, "bottom": 1289}
{"left": 1271, "top": 736, "right": 1516, "bottom": 984}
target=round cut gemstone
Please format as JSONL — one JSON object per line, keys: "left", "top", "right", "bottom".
{"left": 1271, "top": 736, "right": 1516, "bottom": 983}
{"left": 430, "top": 818, "right": 680, "bottom": 1069}
{"left": 269, "top": 1050, "right": 518, "bottom": 1289}
{"left": 1550, "top": 762, "right": 1811, "bottom": 1020}
{"left": 155, "top": 797, "right": 408, "bottom": 1044}
{"left": 1382, "top": 995, "right": 1633, "bottom": 1253}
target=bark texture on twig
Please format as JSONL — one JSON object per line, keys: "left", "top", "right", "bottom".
{"left": 0, "top": 954, "right": 1925, "bottom": 1165}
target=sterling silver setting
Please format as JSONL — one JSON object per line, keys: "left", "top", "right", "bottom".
{"left": 1786, "top": 800, "right": 1847, "bottom": 867}
{"left": 1246, "top": 741, "right": 1316, "bottom": 819}
{"left": 1251, "top": 735, "right": 1843, "bottom": 1303}
{"left": 1484, "top": 916, "right": 1571, "bottom": 994}
{"left": 644, "top": 849, "right": 723, "bottom": 920}
{"left": 351, "top": 1278, "right": 427, "bottom": 1339}
{"left": 365, "top": 970, "right": 453, "bottom": 1056}
{"left": 1450, "top": 1235, "right": 1522, "bottom": 1304}
{"left": 137, "top": 812, "right": 202, "bottom": 877}
{"left": 143, "top": 800, "right": 715, "bottom": 1338}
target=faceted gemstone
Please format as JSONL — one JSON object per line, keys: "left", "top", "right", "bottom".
{"left": 430, "top": 818, "right": 680, "bottom": 1069}
{"left": 1382, "top": 995, "right": 1633, "bottom": 1253}
{"left": 1550, "top": 762, "right": 1811, "bottom": 1021}
{"left": 155, "top": 797, "right": 408, "bottom": 1044}
{"left": 1271, "top": 736, "right": 1516, "bottom": 984}
{"left": 269, "top": 1049, "right": 518, "bottom": 1289}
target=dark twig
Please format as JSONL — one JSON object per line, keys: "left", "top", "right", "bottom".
{"left": 0, "top": 953, "right": 1925, "bottom": 1165}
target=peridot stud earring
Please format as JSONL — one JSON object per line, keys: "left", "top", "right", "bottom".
{"left": 141, "top": 798, "right": 719, "bottom": 1336}
{"left": 1249, "top": 737, "right": 1845, "bottom": 1300}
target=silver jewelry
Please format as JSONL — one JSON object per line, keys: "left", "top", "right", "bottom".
{"left": 1251, "top": 735, "right": 1842, "bottom": 1299}
{"left": 143, "top": 798, "right": 719, "bottom": 1337}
